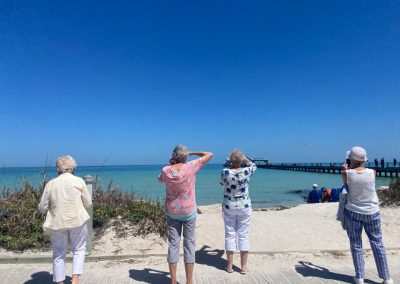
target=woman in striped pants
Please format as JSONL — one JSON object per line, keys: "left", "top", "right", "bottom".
{"left": 341, "top": 146, "right": 392, "bottom": 284}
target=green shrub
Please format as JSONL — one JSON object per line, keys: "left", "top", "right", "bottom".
{"left": 0, "top": 177, "right": 167, "bottom": 251}
{"left": 0, "top": 179, "right": 50, "bottom": 251}
{"left": 92, "top": 178, "right": 167, "bottom": 238}
{"left": 379, "top": 178, "right": 400, "bottom": 207}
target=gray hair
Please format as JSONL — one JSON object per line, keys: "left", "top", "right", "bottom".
{"left": 229, "top": 148, "right": 245, "bottom": 165}
{"left": 171, "top": 144, "right": 189, "bottom": 164}
{"left": 56, "top": 155, "right": 77, "bottom": 174}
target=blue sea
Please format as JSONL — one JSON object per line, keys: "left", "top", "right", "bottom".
{"left": 0, "top": 164, "right": 394, "bottom": 208}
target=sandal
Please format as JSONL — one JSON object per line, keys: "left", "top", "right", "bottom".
{"left": 240, "top": 268, "right": 249, "bottom": 275}
{"left": 226, "top": 267, "right": 234, "bottom": 273}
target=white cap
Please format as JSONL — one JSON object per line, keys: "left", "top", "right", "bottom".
{"left": 349, "top": 146, "right": 367, "bottom": 162}
{"left": 313, "top": 184, "right": 318, "bottom": 188}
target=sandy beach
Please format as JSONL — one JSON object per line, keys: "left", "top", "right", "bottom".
{"left": 84, "top": 203, "right": 400, "bottom": 256}
{"left": 2, "top": 203, "right": 399, "bottom": 257}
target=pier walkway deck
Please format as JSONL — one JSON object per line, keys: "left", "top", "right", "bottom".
{"left": 257, "top": 163, "right": 400, "bottom": 178}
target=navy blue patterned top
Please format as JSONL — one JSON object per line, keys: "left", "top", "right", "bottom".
{"left": 220, "top": 162, "right": 257, "bottom": 209}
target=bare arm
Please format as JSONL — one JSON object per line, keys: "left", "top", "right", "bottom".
{"left": 341, "top": 163, "right": 348, "bottom": 184}
{"left": 188, "top": 151, "right": 213, "bottom": 164}
{"left": 244, "top": 156, "right": 253, "bottom": 163}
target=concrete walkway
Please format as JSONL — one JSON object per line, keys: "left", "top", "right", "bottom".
{"left": 1, "top": 252, "right": 399, "bottom": 284}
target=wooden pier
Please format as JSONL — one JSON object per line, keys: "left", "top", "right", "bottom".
{"left": 254, "top": 162, "right": 400, "bottom": 178}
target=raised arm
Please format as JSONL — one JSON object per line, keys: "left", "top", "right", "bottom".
{"left": 188, "top": 151, "right": 213, "bottom": 164}
{"left": 242, "top": 156, "right": 257, "bottom": 175}
{"left": 341, "top": 163, "right": 348, "bottom": 184}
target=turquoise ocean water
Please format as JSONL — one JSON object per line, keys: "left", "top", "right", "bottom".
{"left": 0, "top": 164, "right": 393, "bottom": 207}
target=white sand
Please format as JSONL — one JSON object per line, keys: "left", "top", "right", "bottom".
{"left": 2, "top": 203, "right": 399, "bottom": 258}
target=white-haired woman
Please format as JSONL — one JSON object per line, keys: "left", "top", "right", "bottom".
{"left": 158, "top": 145, "right": 213, "bottom": 284}
{"left": 341, "top": 147, "right": 392, "bottom": 284}
{"left": 220, "top": 149, "right": 256, "bottom": 274}
{"left": 38, "top": 155, "right": 92, "bottom": 284}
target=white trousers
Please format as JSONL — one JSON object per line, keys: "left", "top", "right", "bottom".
{"left": 223, "top": 207, "right": 251, "bottom": 251}
{"left": 51, "top": 223, "right": 88, "bottom": 282}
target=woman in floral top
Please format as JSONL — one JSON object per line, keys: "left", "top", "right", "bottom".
{"left": 220, "top": 149, "right": 256, "bottom": 274}
{"left": 158, "top": 145, "right": 213, "bottom": 284}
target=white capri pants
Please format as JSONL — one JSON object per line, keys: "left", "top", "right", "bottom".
{"left": 51, "top": 223, "right": 88, "bottom": 283}
{"left": 223, "top": 206, "right": 251, "bottom": 251}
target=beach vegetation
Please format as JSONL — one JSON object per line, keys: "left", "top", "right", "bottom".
{"left": 0, "top": 177, "right": 166, "bottom": 251}
{"left": 92, "top": 178, "right": 167, "bottom": 239}
{"left": 379, "top": 178, "right": 400, "bottom": 207}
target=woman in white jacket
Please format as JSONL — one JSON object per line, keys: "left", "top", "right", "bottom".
{"left": 39, "top": 155, "right": 92, "bottom": 284}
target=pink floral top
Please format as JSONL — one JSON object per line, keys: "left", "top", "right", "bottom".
{"left": 158, "top": 157, "right": 205, "bottom": 221}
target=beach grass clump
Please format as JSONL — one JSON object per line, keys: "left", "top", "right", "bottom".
{"left": 0, "top": 179, "right": 50, "bottom": 251}
{"left": 0, "top": 177, "right": 167, "bottom": 251}
{"left": 92, "top": 179, "right": 167, "bottom": 238}
{"left": 379, "top": 178, "right": 400, "bottom": 207}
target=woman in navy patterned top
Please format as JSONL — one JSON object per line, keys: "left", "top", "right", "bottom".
{"left": 220, "top": 149, "right": 256, "bottom": 274}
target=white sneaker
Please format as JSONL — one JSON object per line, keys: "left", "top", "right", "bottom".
{"left": 383, "top": 278, "right": 393, "bottom": 284}
{"left": 353, "top": 277, "right": 364, "bottom": 284}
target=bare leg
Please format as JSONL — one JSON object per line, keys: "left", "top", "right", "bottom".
{"left": 71, "top": 274, "right": 80, "bottom": 284}
{"left": 56, "top": 281, "right": 64, "bottom": 284}
{"left": 169, "top": 263, "right": 177, "bottom": 284}
{"left": 226, "top": 251, "right": 234, "bottom": 272}
{"left": 240, "top": 251, "right": 249, "bottom": 273}
{"left": 185, "top": 263, "right": 194, "bottom": 284}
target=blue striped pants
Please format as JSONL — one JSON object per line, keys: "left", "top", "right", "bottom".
{"left": 344, "top": 209, "right": 390, "bottom": 280}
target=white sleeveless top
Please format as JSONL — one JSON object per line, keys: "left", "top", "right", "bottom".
{"left": 345, "top": 168, "right": 379, "bottom": 215}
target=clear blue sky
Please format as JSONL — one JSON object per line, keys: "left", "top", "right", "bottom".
{"left": 1, "top": 1, "right": 399, "bottom": 166}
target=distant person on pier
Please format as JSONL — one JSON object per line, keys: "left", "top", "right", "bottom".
{"left": 374, "top": 158, "right": 379, "bottom": 168}
{"left": 341, "top": 146, "right": 393, "bottom": 284}
{"left": 220, "top": 149, "right": 257, "bottom": 274}
{"left": 307, "top": 184, "right": 321, "bottom": 203}
{"left": 38, "top": 155, "right": 92, "bottom": 284}
{"left": 158, "top": 145, "right": 213, "bottom": 284}
{"left": 381, "top": 158, "right": 385, "bottom": 169}
{"left": 393, "top": 158, "right": 397, "bottom": 167}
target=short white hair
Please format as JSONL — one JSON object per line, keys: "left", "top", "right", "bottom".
{"left": 229, "top": 148, "right": 245, "bottom": 165}
{"left": 56, "top": 155, "right": 77, "bottom": 174}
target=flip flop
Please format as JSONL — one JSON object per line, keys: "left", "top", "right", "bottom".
{"left": 240, "top": 268, "right": 249, "bottom": 275}
{"left": 225, "top": 267, "right": 234, "bottom": 273}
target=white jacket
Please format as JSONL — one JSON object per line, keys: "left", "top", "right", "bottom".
{"left": 38, "top": 173, "right": 92, "bottom": 231}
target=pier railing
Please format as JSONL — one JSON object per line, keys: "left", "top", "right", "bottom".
{"left": 258, "top": 163, "right": 400, "bottom": 178}
{"left": 265, "top": 162, "right": 399, "bottom": 168}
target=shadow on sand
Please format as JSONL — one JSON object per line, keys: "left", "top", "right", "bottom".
{"left": 23, "top": 271, "right": 71, "bottom": 284}
{"left": 129, "top": 268, "right": 171, "bottom": 284}
{"left": 129, "top": 245, "right": 238, "bottom": 283}
{"left": 195, "top": 245, "right": 240, "bottom": 272}
{"left": 295, "top": 261, "right": 380, "bottom": 284}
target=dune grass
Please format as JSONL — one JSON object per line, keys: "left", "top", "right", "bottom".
{"left": 379, "top": 177, "right": 400, "bottom": 207}
{"left": 0, "top": 177, "right": 166, "bottom": 251}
